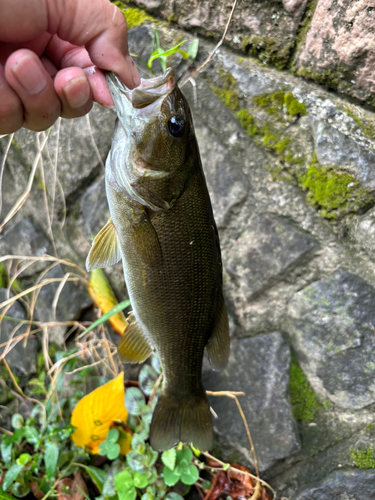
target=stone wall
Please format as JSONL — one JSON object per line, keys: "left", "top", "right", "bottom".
{"left": 1, "top": 1, "right": 375, "bottom": 498}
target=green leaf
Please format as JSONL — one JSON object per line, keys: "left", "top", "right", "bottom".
{"left": 133, "top": 471, "right": 148, "bottom": 489}
{"left": 138, "top": 365, "right": 158, "bottom": 396}
{"left": 11, "top": 414, "right": 24, "bottom": 430}
{"left": 131, "top": 434, "right": 145, "bottom": 452}
{"left": 180, "top": 464, "right": 199, "bottom": 485}
{"left": 44, "top": 442, "right": 59, "bottom": 479}
{"left": 161, "top": 449, "right": 177, "bottom": 470}
{"left": 162, "top": 466, "right": 181, "bottom": 487}
{"left": 222, "top": 463, "right": 230, "bottom": 471}
{"left": 107, "top": 428, "right": 120, "bottom": 444}
{"left": 102, "top": 459, "right": 124, "bottom": 497}
{"left": 114, "top": 471, "right": 133, "bottom": 491}
{"left": 126, "top": 451, "right": 147, "bottom": 473}
{"left": 151, "top": 355, "right": 161, "bottom": 374}
{"left": 16, "top": 453, "right": 31, "bottom": 466}
{"left": 24, "top": 426, "right": 39, "bottom": 448}
{"left": 86, "top": 466, "right": 107, "bottom": 493}
{"left": 0, "top": 490, "right": 18, "bottom": 500}
{"left": 187, "top": 39, "right": 199, "bottom": 59}
{"left": 2, "top": 463, "right": 24, "bottom": 491}
{"left": 147, "top": 41, "right": 186, "bottom": 69}
{"left": 107, "top": 443, "right": 121, "bottom": 460}
{"left": 125, "top": 388, "right": 146, "bottom": 416}
{"left": 1, "top": 442, "right": 12, "bottom": 466}
{"left": 176, "top": 447, "right": 192, "bottom": 466}
{"left": 165, "top": 494, "right": 184, "bottom": 500}
{"left": 144, "top": 447, "right": 158, "bottom": 467}
{"left": 77, "top": 300, "right": 131, "bottom": 339}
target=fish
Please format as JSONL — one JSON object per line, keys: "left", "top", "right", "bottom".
{"left": 86, "top": 67, "right": 229, "bottom": 451}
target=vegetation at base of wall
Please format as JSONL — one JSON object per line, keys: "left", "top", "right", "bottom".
{"left": 112, "top": 1, "right": 159, "bottom": 29}
{"left": 351, "top": 448, "right": 375, "bottom": 469}
{"left": 241, "top": 36, "right": 294, "bottom": 70}
{"left": 298, "top": 154, "right": 373, "bottom": 219}
{"left": 289, "top": 355, "right": 322, "bottom": 422}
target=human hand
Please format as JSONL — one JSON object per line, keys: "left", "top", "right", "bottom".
{"left": 0, "top": 0, "right": 140, "bottom": 134}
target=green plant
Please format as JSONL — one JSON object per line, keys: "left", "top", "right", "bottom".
{"left": 147, "top": 29, "right": 199, "bottom": 72}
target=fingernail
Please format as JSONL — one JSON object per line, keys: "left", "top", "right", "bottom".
{"left": 12, "top": 55, "right": 47, "bottom": 94}
{"left": 63, "top": 76, "right": 90, "bottom": 108}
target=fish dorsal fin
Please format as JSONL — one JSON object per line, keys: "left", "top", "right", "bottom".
{"left": 86, "top": 219, "right": 121, "bottom": 271}
{"left": 118, "top": 314, "right": 153, "bottom": 363}
{"left": 206, "top": 296, "right": 230, "bottom": 372}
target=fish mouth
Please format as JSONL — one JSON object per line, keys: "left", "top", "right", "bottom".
{"left": 106, "top": 68, "right": 175, "bottom": 110}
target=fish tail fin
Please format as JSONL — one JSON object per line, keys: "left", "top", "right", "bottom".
{"left": 150, "top": 391, "right": 213, "bottom": 451}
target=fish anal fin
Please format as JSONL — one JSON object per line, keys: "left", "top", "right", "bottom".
{"left": 206, "top": 296, "right": 230, "bottom": 372}
{"left": 118, "top": 315, "right": 152, "bottom": 363}
{"left": 86, "top": 219, "right": 121, "bottom": 271}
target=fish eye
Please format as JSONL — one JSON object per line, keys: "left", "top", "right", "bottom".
{"left": 167, "top": 115, "right": 185, "bottom": 138}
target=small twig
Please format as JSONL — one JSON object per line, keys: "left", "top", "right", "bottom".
{"left": 0, "top": 426, "right": 13, "bottom": 435}
{"left": 180, "top": 0, "right": 239, "bottom": 87}
{"left": 207, "top": 390, "right": 259, "bottom": 478}
{"left": 148, "top": 373, "right": 163, "bottom": 405}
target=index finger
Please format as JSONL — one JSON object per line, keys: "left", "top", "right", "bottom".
{"left": 0, "top": 0, "right": 140, "bottom": 88}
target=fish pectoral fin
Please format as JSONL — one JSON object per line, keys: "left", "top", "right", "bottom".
{"left": 131, "top": 216, "right": 162, "bottom": 267}
{"left": 118, "top": 315, "right": 152, "bottom": 363}
{"left": 86, "top": 219, "right": 121, "bottom": 271}
{"left": 206, "top": 296, "right": 230, "bottom": 372}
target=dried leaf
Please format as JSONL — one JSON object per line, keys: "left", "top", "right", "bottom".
{"left": 71, "top": 372, "right": 130, "bottom": 454}
{"left": 89, "top": 269, "right": 128, "bottom": 335}
{"left": 57, "top": 472, "right": 88, "bottom": 500}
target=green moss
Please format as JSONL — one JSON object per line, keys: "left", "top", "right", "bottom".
{"left": 293, "top": 0, "right": 319, "bottom": 58}
{"left": 0, "top": 263, "right": 8, "bottom": 288}
{"left": 351, "top": 448, "right": 375, "bottom": 469}
{"left": 290, "top": 355, "right": 322, "bottom": 422}
{"left": 296, "top": 67, "right": 343, "bottom": 91}
{"left": 113, "top": 2, "right": 159, "bottom": 29}
{"left": 236, "top": 109, "right": 258, "bottom": 137}
{"left": 253, "top": 91, "right": 307, "bottom": 117}
{"left": 211, "top": 69, "right": 240, "bottom": 111}
{"left": 343, "top": 106, "right": 375, "bottom": 141}
{"left": 241, "top": 36, "right": 293, "bottom": 70}
{"left": 299, "top": 154, "right": 373, "bottom": 219}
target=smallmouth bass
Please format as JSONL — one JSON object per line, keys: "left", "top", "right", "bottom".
{"left": 86, "top": 68, "right": 229, "bottom": 451}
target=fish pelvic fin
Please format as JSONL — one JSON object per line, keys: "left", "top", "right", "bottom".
{"left": 206, "top": 295, "right": 230, "bottom": 372}
{"left": 150, "top": 391, "right": 213, "bottom": 452}
{"left": 118, "top": 314, "right": 152, "bottom": 363}
{"left": 86, "top": 219, "right": 121, "bottom": 271}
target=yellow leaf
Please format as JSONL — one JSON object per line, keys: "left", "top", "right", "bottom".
{"left": 89, "top": 269, "right": 128, "bottom": 335}
{"left": 71, "top": 372, "right": 128, "bottom": 454}
{"left": 118, "top": 428, "right": 133, "bottom": 455}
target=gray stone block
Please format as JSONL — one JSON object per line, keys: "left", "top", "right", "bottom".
{"left": 203, "top": 332, "right": 300, "bottom": 471}
{"left": 294, "top": 469, "right": 375, "bottom": 500}
{"left": 286, "top": 269, "right": 375, "bottom": 409}
{"left": 226, "top": 213, "right": 319, "bottom": 299}
{"left": 0, "top": 289, "right": 37, "bottom": 377}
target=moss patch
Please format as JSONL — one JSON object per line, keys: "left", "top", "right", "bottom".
{"left": 351, "top": 448, "right": 375, "bottom": 469}
{"left": 343, "top": 106, "right": 375, "bottom": 142}
{"left": 290, "top": 355, "right": 322, "bottom": 422}
{"left": 236, "top": 109, "right": 258, "bottom": 137}
{"left": 253, "top": 91, "right": 307, "bottom": 117}
{"left": 113, "top": 2, "right": 159, "bottom": 29}
{"left": 241, "top": 36, "right": 293, "bottom": 70}
{"left": 298, "top": 154, "right": 372, "bottom": 219}
{"left": 212, "top": 70, "right": 240, "bottom": 111}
